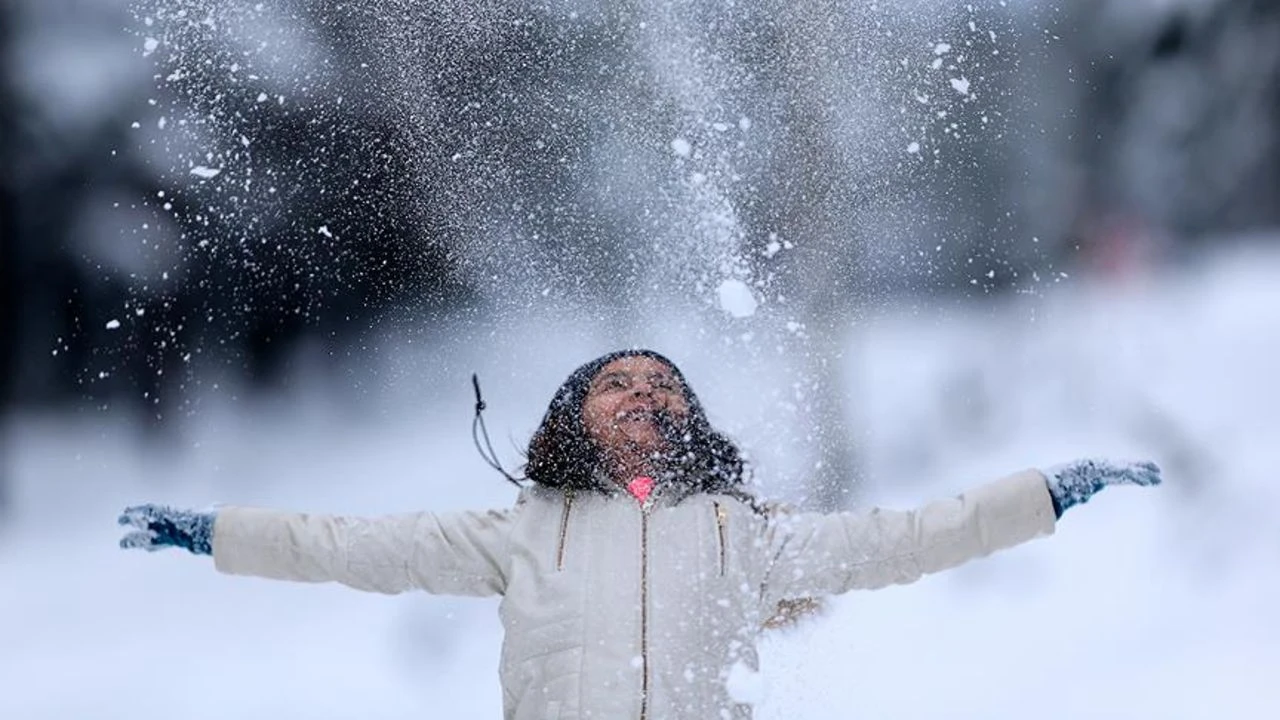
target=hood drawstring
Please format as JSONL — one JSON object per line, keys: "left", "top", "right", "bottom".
{"left": 471, "top": 373, "right": 524, "bottom": 488}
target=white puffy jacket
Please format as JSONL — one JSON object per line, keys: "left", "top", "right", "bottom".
{"left": 213, "top": 469, "right": 1056, "bottom": 719}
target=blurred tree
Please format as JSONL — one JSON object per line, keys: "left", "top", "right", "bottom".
{"left": 1031, "top": 0, "right": 1280, "bottom": 262}
{"left": 0, "top": 0, "right": 476, "bottom": 431}
{"left": 722, "top": 1, "right": 1031, "bottom": 507}
{"left": 0, "top": 0, "right": 15, "bottom": 514}
{"left": 134, "top": 0, "right": 474, "bottom": 393}
{"left": 732, "top": 0, "right": 886, "bottom": 509}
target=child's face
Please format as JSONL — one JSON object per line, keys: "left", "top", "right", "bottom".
{"left": 581, "top": 356, "right": 690, "bottom": 466}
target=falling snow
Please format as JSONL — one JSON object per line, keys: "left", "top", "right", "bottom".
{"left": 6, "top": 0, "right": 1276, "bottom": 717}
{"left": 716, "top": 279, "right": 758, "bottom": 319}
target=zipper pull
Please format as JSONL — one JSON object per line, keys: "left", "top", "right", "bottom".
{"left": 714, "top": 501, "right": 728, "bottom": 577}
{"left": 555, "top": 491, "right": 574, "bottom": 571}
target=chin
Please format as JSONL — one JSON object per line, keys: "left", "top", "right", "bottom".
{"left": 619, "top": 433, "right": 663, "bottom": 453}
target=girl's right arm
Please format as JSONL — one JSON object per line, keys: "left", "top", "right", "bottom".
{"left": 119, "top": 503, "right": 516, "bottom": 597}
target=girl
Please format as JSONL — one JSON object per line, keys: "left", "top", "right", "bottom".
{"left": 119, "top": 349, "right": 1161, "bottom": 719}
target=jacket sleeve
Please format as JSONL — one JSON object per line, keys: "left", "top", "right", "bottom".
{"left": 762, "top": 469, "right": 1056, "bottom": 601}
{"left": 211, "top": 506, "right": 515, "bottom": 596}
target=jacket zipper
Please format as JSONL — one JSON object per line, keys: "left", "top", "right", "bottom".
{"left": 713, "top": 501, "right": 728, "bottom": 577}
{"left": 639, "top": 503, "right": 651, "bottom": 720}
{"left": 555, "top": 491, "right": 574, "bottom": 571}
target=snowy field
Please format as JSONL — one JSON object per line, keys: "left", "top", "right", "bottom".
{"left": 2, "top": 243, "right": 1278, "bottom": 719}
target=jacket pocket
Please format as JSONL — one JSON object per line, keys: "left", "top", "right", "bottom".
{"left": 713, "top": 501, "right": 728, "bottom": 577}
{"left": 555, "top": 491, "right": 574, "bottom": 571}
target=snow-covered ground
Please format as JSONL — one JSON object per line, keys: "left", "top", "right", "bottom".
{"left": 2, "top": 244, "right": 1278, "bottom": 719}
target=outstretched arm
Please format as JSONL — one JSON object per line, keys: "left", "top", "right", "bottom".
{"left": 763, "top": 459, "right": 1160, "bottom": 601}
{"left": 119, "top": 503, "right": 515, "bottom": 597}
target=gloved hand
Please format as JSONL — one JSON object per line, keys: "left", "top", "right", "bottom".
{"left": 118, "top": 504, "right": 216, "bottom": 556}
{"left": 1041, "top": 458, "right": 1162, "bottom": 518}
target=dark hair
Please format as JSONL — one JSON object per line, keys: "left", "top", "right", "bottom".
{"left": 524, "top": 349, "right": 755, "bottom": 504}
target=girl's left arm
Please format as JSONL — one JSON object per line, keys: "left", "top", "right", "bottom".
{"left": 763, "top": 470, "right": 1056, "bottom": 600}
{"left": 761, "top": 460, "right": 1159, "bottom": 600}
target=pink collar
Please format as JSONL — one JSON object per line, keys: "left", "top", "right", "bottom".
{"left": 626, "top": 476, "right": 655, "bottom": 504}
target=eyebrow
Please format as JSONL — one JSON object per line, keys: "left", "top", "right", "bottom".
{"left": 590, "top": 370, "right": 679, "bottom": 387}
{"left": 592, "top": 371, "right": 629, "bottom": 386}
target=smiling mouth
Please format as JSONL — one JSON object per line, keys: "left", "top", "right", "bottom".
{"left": 616, "top": 408, "right": 657, "bottom": 423}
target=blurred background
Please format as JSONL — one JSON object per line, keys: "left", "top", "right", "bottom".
{"left": 2, "top": 0, "right": 1278, "bottom": 717}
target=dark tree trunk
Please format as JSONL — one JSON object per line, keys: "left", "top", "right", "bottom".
{"left": 0, "top": 2, "right": 18, "bottom": 516}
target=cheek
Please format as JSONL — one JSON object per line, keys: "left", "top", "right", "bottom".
{"left": 667, "top": 396, "right": 691, "bottom": 417}
{"left": 581, "top": 402, "right": 613, "bottom": 440}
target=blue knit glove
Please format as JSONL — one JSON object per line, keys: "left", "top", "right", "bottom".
{"left": 118, "top": 504, "right": 215, "bottom": 556}
{"left": 1041, "top": 459, "right": 1161, "bottom": 518}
